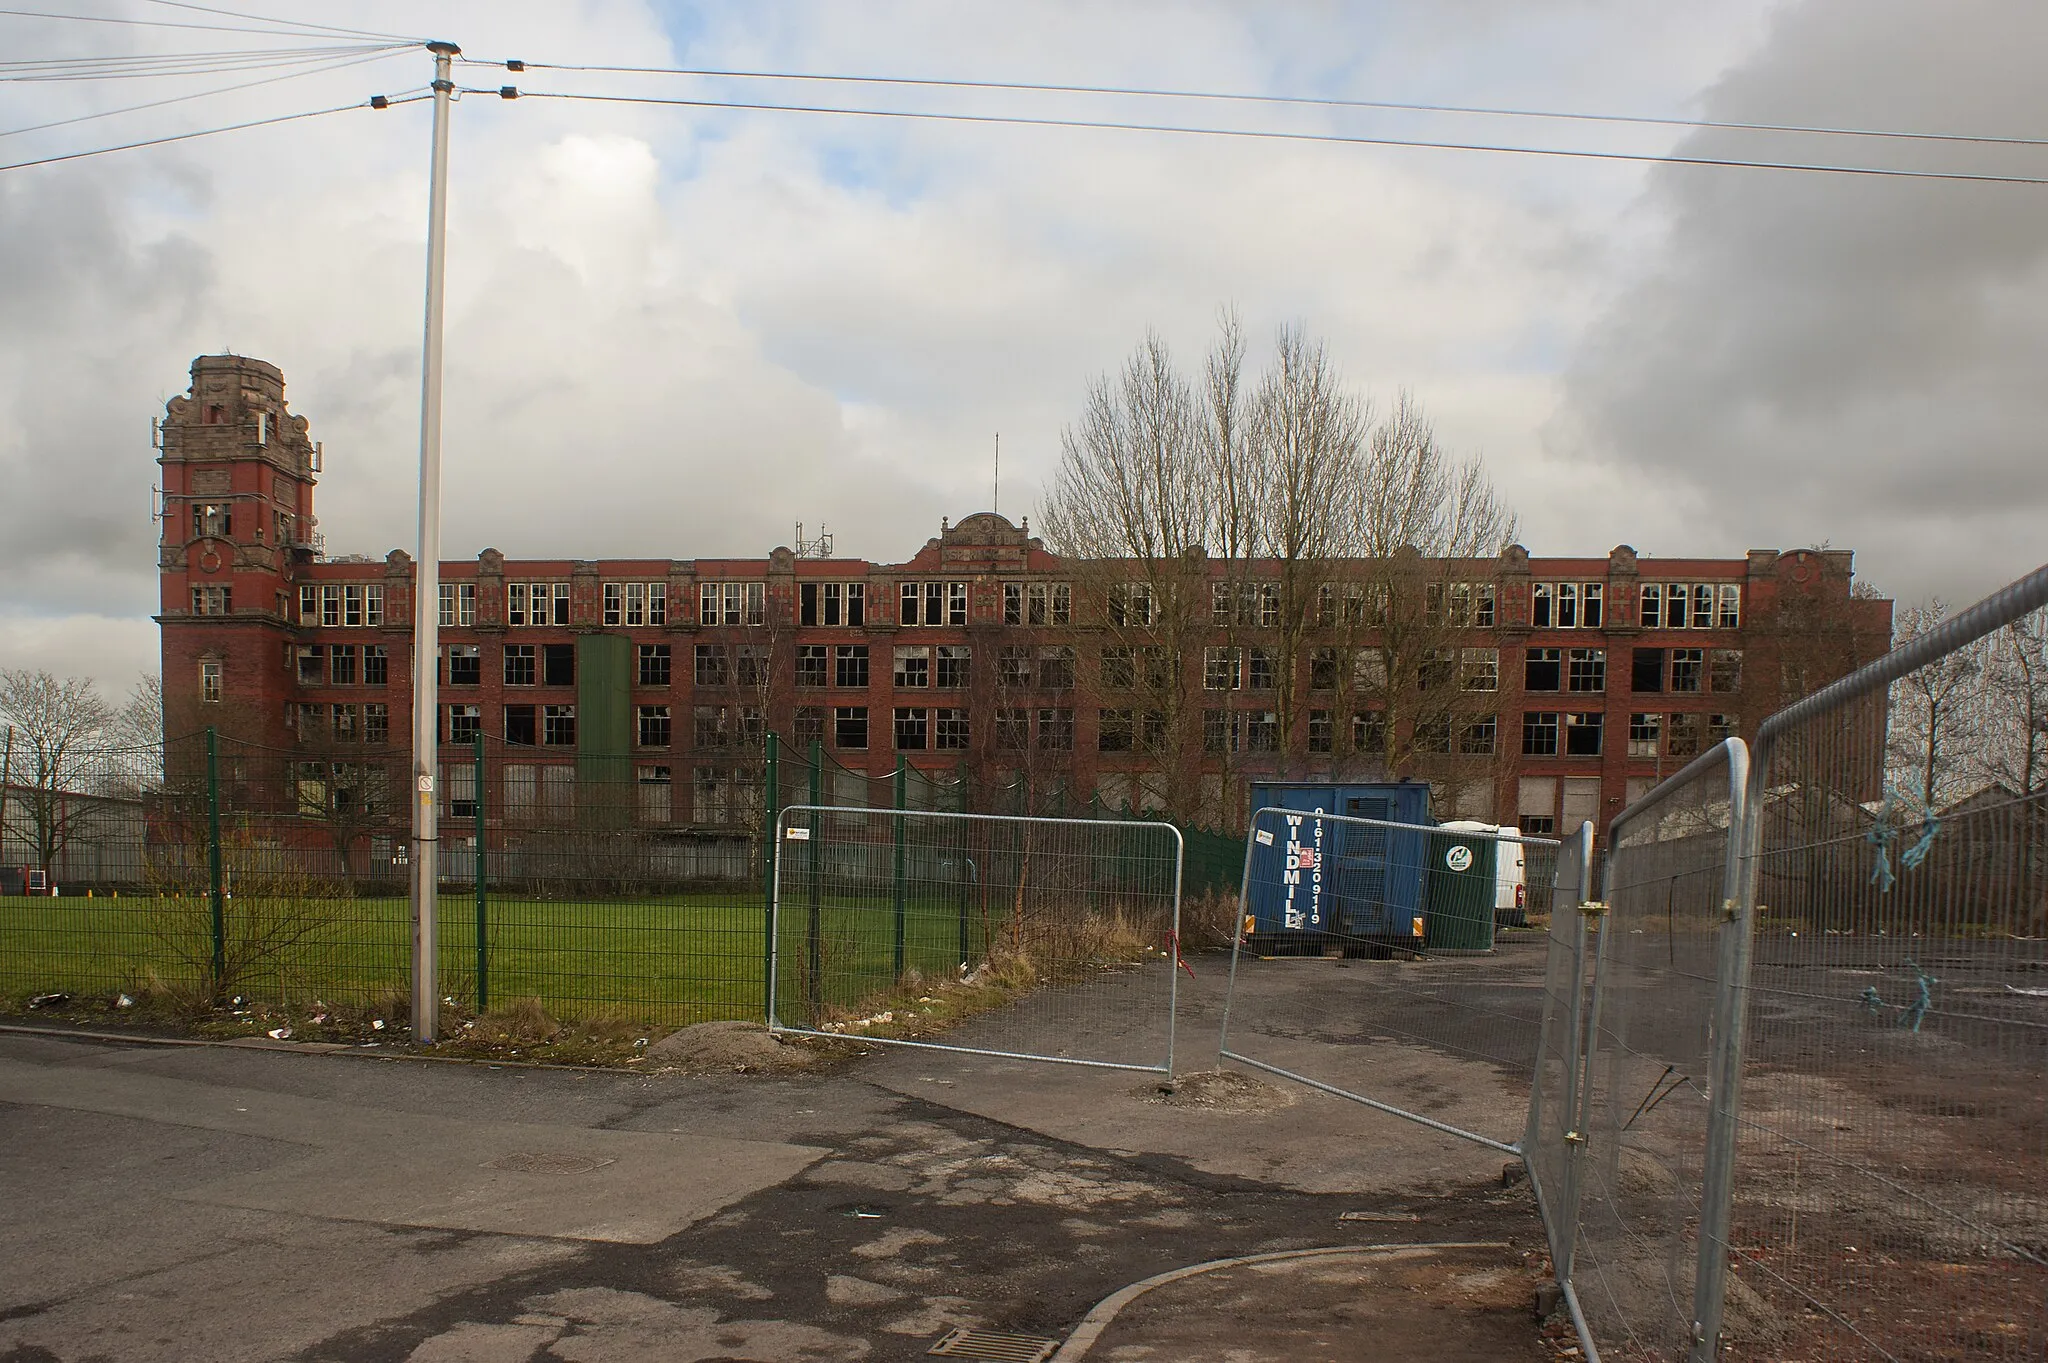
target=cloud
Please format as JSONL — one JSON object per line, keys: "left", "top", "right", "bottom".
{"left": 1555, "top": 0, "right": 2048, "bottom": 601}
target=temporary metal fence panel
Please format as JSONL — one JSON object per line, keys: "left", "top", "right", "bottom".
{"left": 1723, "top": 566, "right": 2048, "bottom": 1362}
{"left": 1523, "top": 820, "right": 1598, "bottom": 1337}
{"left": 1216, "top": 805, "right": 1562, "bottom": 1154}
{"left": 1570, "top": 740, "right": 1749, "bottom": 1362}
{"left": 768, "top": 805, "right": 1184, "bottom": 1073}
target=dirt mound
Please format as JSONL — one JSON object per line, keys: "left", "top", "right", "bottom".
{"left": 646, "top": 1021, "right": 820, "bottom": 1074}
{"left": 1142, "top": 1068, "right": 1297, "bottom": 1114}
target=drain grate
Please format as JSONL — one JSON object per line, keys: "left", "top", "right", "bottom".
{"left": 927, "top": 1327, "right": 1060, "bottom": 1361}
{"left": 486, "top": 1152, "right": 613, "bottom": 1175}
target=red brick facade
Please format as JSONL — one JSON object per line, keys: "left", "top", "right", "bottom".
{"left": 158, "top": 356, "right": 1895, "bottom": 842}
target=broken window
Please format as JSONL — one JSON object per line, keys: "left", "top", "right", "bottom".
{"left": 833, "top": 645, "right": 869, "bottom": 688}
{"left": 363, "top": 703, "right": 389, "bottom": 744}
{"left": 1099, "top": 709, "right": 1135, "bottom": 752}
{"left": 996, "top": 647, "right": 1032, "bottom": 688}
{"left": 995, "top": 709, "right": 1028, "bottom": 751}
{"left": 364, "top": 646, "right": 388, "bottom": 687}
{"left": 1109, "top": 583, "right": 1154, "bottom": 626}
{"left": 1524, "top": 647, "right": 1561, "bottom": 692}
{"left": 694, "top": 706, "right": 733, "bottom": 750}
{"left": 894, "top": 646, "right": 930, "bottom": 688}
{"left": 1036, "top": 707, "right": 1074, "bottom": 751}
{"left": 1523, "top": 712, "right": 1560, "bottom": 756}
{"left": 1461, "top": 717, "right": 1498, "bottom": 755}
{"left": 200, "top": 659, "right": 222, "bottom": 704}
{"left": 192, "top": 585, "right": 232, "bottom": 616}
{"left": 444, "top": 705, "right": 480, "bottom": 745}
{"left": 1415, "top": 716, "right": 1453, "bottom": 754}
{"left": 1310, "top": 649, "right": 1340, "bottom": 691}
{"left": 542, "top": 705, "right": 576, "bottom": 746}
{"left": 733, "top": 646, "right": 769, "bottom": 689}
{"left": 1564, "top": 712, "right": 1603, "bottom": 757}
{"left": 1632, "top": 648, "right": 1664, "bottom": 694}
{"left": 1628, "top": 713, "right": 1660, "bottom": 757}
{"left": 1245, "top": 648, "right": 1277, "bottom": 690}
{"left": 297, "top": 644, "right": 324, "bottom": 684}
{"left": 894, "top": 708, "right": 929, "bottom": 750}
{"left": 192, "top": 503, "right": 232, "bottom": 539}
{"left": 1708, "top": 714, "right": 1735, "bottom": 745}
{"left": 1037, "top": 647, "right": 1075, "bottom": 690}
{"left": 696, "top": 645, "right": 730, "bottom": 688}
{"left": 1717, "top": 585, "right": 1740, "bottom": 629}
{"left": 638, "top": 765, "right": 672, "bottom": 824}
{"left": 638, "top": 705, "right": 670, "bottom": 747}
{"left": 1640, "top": 583, "right": 1662, "bottom": 629}
{"left": 330, "top": 645, "right": 358, "bottom": 686}
{"left": 794, "top": 707, "right": 825, "bottom": 748}
{"left": 504, "top": 705, "right": 537, "bottom": 746}
{"left": 934, "top": 709, "right": 969, "bottom": 750}
{"left": 639, "top": 644, "right": 671, "bottom": 687}
{"left": 702, "top": 581, "right": 767, "bottom": 627}
{"left": 1461, "top": 649, "right": 1499, "bottom": 692}
{"left": 1101, "top": 647, "right": 1135, "bottom": 691}
{"left": 1353, "top": 710, "right": 1387, "bottom": 754}
{"left": 444, "top": 645, "right": 478, "bottom": 687}
{"left": 1667, "top": 712, "right": 1704, "bottom": 759}
{"left": 605, "top": 581, "right": 669, "bottom": 627}
{"left": 504, "top": 645, "right": 536, "bottom": 687}
{"left": 1243, "top": 712, "right": 1278, "bottom": 752}
{"left": 1203, "top": 647, "right": 1240, "bottom": 691}
{"left": 802, "top": 581, "right": 864, "bottom": 627}
{"left": 902, "top": 581, "right": 966, "bottom": 626}
{"left": 1307, "top": 709, "right": 1333, "bottom": 753}
{"left": 936, "top": 645, "right": 971, "bottom": 689}
{"left": 1670, "top": 649, "right": 1704, "bottom": 693}
{"left": 1567, "top": 648, "right": 1606, "bottom": 693}
{"left": 1710, "top": 649, "right": 1743, "bottom": 693}
{"left": 331, "top": 704, "right": 358, "bottom": 743}
{"left": 1418, "top": 649, "right": 1456, "bottom": 691}
{"left": 796, "top": 645, "right": 828, "bottom": 688}
{"left": 833, "top": 706, "right": 868, "bottom": 750}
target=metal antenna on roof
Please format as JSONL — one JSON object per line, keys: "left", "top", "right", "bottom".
{"left": 994, "top": 432, "right": 1000, "bottom": 515}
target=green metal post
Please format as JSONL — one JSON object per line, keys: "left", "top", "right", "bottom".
{"left": 806, "top": 739, "right": 823, "bottom": 1018}
{"left": 761, "top": 732, "right": 779, "bottom": 1019}
{"left": 473, "top": 732, "right": 488, "bottom": 1014}
{"left": 205, "top": 726, "right": 225, "bottom": 993}
{"left": 893, "top": 757, "right": 907, "bottom": 977}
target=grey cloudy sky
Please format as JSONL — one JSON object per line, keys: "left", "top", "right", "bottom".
{"left": 1, "top": 0, "right": 2041, "bottom": 694}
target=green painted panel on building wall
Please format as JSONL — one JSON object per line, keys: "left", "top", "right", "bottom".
{"left": 577, "top": 633, "right": 633, "bottom": 826}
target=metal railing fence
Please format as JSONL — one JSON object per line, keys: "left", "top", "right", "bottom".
{"left": 767, "top": 805, "right": 1184, "bottom": 1072}
{"left": 1723, "top": 565, "right": 2048, "bottom": 1362}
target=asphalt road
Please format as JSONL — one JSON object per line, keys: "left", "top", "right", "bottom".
{"left": 1, "top": 957, "right": 1561, "bottom": 1363}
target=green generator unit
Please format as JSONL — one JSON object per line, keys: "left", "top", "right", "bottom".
{"left": 1423, "top": 829, "right": 1497, "bottom": 953}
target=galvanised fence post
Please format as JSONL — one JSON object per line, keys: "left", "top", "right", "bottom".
{"left": 761, "top": 732, "right": 779, "bottom": 1020}
{"left": 205, "top": 725, "right": 225, "bottom": 993}
{"left": 806, "top": 739, "right": 823, "bottom": 1018}
{"left": 893, "top": 757, "right": 907, "bottom": 977}
{"left": 473, "top": 731, "right": 488, "bottom": 1014}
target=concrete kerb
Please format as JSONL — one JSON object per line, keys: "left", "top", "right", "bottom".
{"left": 1048, "top": 1241, "right": 1514, "bottom": 1361}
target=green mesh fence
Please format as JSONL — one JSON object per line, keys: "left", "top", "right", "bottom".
{"left": 2, "top": 728, "right": 1243, "bottom": 1032}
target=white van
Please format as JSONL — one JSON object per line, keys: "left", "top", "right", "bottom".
{"left": 1437, "top": 821, "right": 1528, "bottom": 927}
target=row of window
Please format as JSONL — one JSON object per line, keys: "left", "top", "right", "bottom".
{"left": 291, "top": 702, "right": 392, "bottom": 744}
{"left": 299, "top": 584, "right": 387, "bottom": 627}
{"left": 296, "top": 644, "right": 393, "bottom": 686}
{"left": 285, "top": 575, "right": 1745, "bottom": 636}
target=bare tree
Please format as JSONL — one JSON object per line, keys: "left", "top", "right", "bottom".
{"left": 1244, "top": 325, "right": 1367, "bottom": 780}
{"left": 1887, "top": 602, "right": 1982, "bottom": 809}
{"left": 0, "top": 669, "right": 117, "bottom": 882}
{"left": 1980, "top": 616, "right": 2048, "bottom": 795}
{"left": 1337, "top": 393, "right": 1518, "bottom": 813}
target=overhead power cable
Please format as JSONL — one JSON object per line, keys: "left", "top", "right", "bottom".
{"left": 136, "top": 0, "right": 422, "bottom": 44}
{"left": 0, "top": 48, "right": 404, "bottom": 140}
{"left": 499, "top": 89, "right": 2048, "bottom": 187}
{"left": 0, "top": 43, "right": 404, "bottom": 83}
{"left": 485, "top": 60, "right": 2048, "bottom": 152}
{"left": 0, "top": 6, "right": 396, "bottom": 40}
{"left": 0, "top": 94, "right": 396, "bottom": 173}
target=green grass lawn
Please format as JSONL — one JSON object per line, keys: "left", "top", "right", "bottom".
{"left": 0, "top": 888, "right": 997, "bottom": 1027}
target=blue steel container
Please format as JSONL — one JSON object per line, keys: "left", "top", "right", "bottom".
{"left": 1245, "top": 782, "right": 1434, "bottom": 951}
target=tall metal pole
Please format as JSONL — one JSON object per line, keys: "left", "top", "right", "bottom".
{"left": 409, "top": 39, "right": 459, "bottom": 1043}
